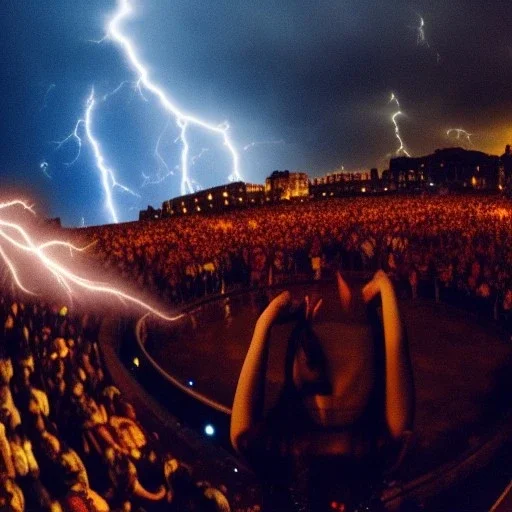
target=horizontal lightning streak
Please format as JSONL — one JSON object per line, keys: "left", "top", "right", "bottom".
{"left": 0, "top": 202, "right": 182, "bottom": 322}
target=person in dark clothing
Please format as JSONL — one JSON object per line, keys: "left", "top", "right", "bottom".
{"left": 231, "top": 271, "right": 414, "bottom": 511}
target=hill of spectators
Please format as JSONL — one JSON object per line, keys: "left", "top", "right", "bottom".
{"left": 2, "top": 193, "right": 512, "bottom": 511}
{"left": 77, "top": 194, "right": 512, "bottom": 330}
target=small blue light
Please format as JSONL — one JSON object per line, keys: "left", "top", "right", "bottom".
{"left": 233, "top": 467, "right": 238, "bottom": 473}
{"left": 188, "top": 380, "right": 194, "bottom": 387}
{"left": 204, "top": 424, "right": 215, "bottom": 436}
{"left": 429, "top": 182, "right": 435, "bottom": 187}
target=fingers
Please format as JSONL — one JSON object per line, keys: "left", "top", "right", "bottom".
{"left": 336, "top": 271, "right": 352, "bottom": 313}
{"left": 305, "top": 295, "right": 323, "bottom": 320}
{"left": 312, "top": 298, "right": 323, "bottom": 319}
{"left": 274, "top": 290, "right": 291, "bottom": 307}
{"left": 266, "top": 290, "right": 291, "bottom": 314}
{"left": 362, "top": 270, "right": 390, "bottom": 303}
{"left": 362, "top": 280, "right": 379, "bottom": 303}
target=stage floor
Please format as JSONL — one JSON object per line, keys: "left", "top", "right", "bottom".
{"left": 145, "top": 280, "right": 512, "bottom": 481}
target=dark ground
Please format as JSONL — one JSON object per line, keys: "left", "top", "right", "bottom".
{"left": 146, "top": 280, "right": 512, "bottom": 487}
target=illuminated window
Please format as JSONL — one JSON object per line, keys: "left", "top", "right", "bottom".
{"left": 238, "top": 197, "right": 243, "bottom": 202}
{"left": 196, "top": 206, "right": 201, "bottom": 212}
{"left": 207, "top": 193, "right": 213, "bottom": 201}
{"left": 224, "top": 199, "right": 229, "bottom": 206}
{"left": 222, "top": 191, "right": 228, "bottom": 198}
{"left": 182, "top": 207, "right": 187, "bottom": 213}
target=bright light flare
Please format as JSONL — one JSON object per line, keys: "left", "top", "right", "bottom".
{"left": 0, "top": 201, "right": 182, "bottom": 322}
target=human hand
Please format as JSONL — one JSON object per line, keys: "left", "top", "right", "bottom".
{"left": 269, "top": 290, "right": 292, "bottom": 310}
{"left": 263, "top": 291, "right": 293, "bottom": 324}
{"left": 336, "top": 271, "right": 352, "bottom": 313}
{"left": 362, "top": 270, "right": 391, "bottom": 303}
{"left": 304, "top": 295, "right": 323, "bottom": 321}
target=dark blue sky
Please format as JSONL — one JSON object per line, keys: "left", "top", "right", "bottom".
{"left": 1, "top": 0, "right": 511, "bottom": 226}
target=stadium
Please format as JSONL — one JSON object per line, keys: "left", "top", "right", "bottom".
{"left": 2, "top": 1, "right": 512, "bottom": 510}
{"left": 1, "top": 185, "right": 512, "bottom": 510}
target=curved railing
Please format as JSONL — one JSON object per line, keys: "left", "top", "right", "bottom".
{"left": 135, "top": 312, "right": 232, "bottom": 415}
{"left": 128, "top": 276, "right": 512, "bottom": 509}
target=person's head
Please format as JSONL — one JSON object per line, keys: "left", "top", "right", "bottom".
{"left": 286, "top": 319, "right": 331, "bottom": 397}
{"left": 0, "top": 405, "right": 11, "bottom": 427}
{"left": 41, "top": 431, "right": 61, "bottom": 461}
{"left": 71, "top": 380, "right": 84, "bottom": 398}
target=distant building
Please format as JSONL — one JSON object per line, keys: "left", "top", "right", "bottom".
{"left": 265, "top": 170, "right": 309, "bottom": 201}
{"left": 139, "top": 205, "right": 162, "bottom": 221}
{"left": 389, "top": 147, "right": 500, "bottom": 190}
{"left": 501, "top": 145, "right": 512, "bottom": 181}
{"left": 309, "top": 169, "right": 375, "bottom": 198}
{"left": 161, "top": 181, "right": 265, "bottom": 217}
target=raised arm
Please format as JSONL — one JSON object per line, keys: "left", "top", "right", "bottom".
{"left": 230, "top": 291, "right": 291, "bottom": 453}
{"left": 363, "top": 271, "right": 415, "bottom": 440}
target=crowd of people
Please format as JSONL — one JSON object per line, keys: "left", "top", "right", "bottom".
{"left": 78, "top": 195, "right": 512, "bottom": 332}
{"left": 0, "top": 298, "right": 237, "bottom": 511}
{"left": 2, "top": 193, "right": 512, "bottom": 511}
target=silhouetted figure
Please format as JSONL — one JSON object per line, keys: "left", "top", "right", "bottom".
{"left": 231, "top": 271, "right": 414, "bottom": 511}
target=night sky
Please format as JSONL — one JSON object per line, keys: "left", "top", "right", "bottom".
{"left": 1, "top": 0, "right": 511, "bottom": 226}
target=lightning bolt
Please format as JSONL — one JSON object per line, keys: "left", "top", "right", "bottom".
{"left": 416, "top": 16, "right": 429, "bottom": 47}
{"left": 0, "top": 200, "right": 182, "bottom": 322}
{"left": 446, "top": 128, "right": 473, "bottom": 146}
{"left": 53, "top": 119, "right": 84, "bottom": 167}
{"left": 191, "top": 148, "right": 209, "bottom": 166}
{"left": 102, "top": 0, "right": 243, "bottom": 195}
{"left": 40, "top": 83, "right": 56, "bottom": 112}
{"left": 141, "top": 118, "right": 175, "bottom": 187}
{"left": 52, "top": 88, "right": 140, "bottom": 224}
{"left": 411, "top": 13, "right": 441, "bottom": 64}
{"left": 101, "top": 79, "right": 149, "bottom": 104}
{"left": 40, "top": 161, "right": 52, "bottom": 179}
{"left": 389, "top": 93, "right": 411, "bottom": 158}
{"left": 243, "top": 139, "right": 285, "bottom": 152}
{"left": 84, "top": 87, "right": 140, "bottom": 223}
